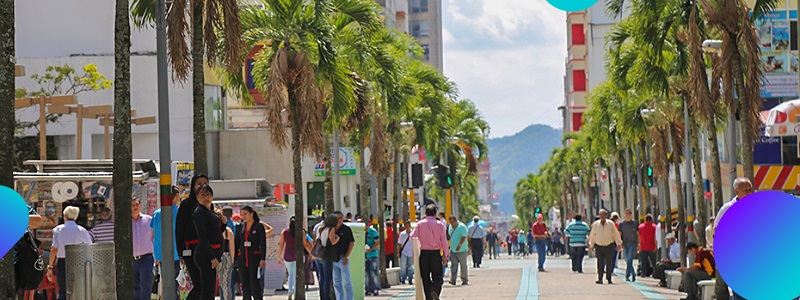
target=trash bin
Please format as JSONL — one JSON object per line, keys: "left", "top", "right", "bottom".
{"left": 65, "top": 243, "right": 116, "bottom": 300}
{"left": 347, "top": 222, "right": 366, "bottom": 300}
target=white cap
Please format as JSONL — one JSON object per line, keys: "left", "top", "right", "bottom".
{"left": 666, "top": 233, "right": 676, "bottom": 239}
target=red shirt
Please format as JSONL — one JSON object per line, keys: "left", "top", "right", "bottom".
{"left": 638, "top": 221, "right": 657, "bottom": 252}
{"left": 532, "top": 222, "right": 548, "bottom": 238}
{"left": 384, "top": 227, "right": 395, "bottom": 254}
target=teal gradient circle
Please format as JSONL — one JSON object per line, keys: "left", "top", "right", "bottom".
{"left": 0, "top": 186, "right": 31, "bottom": 258}
{"left": 546, "top": 0, "right": 600, "bottom": 12}
{"left": 715, "top": 191, "right": 800, "bottom": 299}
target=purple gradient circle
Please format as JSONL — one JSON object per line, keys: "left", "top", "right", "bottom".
{"left": 714, "top": 191, "right": 800, "bottom": 299}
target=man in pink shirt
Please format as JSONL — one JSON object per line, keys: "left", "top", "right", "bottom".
{"left": 411, "top": 204, "right": 449, "bottom": 300}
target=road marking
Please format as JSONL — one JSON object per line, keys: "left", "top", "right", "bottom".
{"left": 614, "top": 270, "right": 669, "bottom": 300}
{"left": 389, "top": 287, "right": 416, "bottom": 300}
{"left": 515, "top": 267, "right": 539, "bottom": 300}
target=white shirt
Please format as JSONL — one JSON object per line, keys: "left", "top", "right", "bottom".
{"left": 52, "top": 221, "right": 93, "bottom": 258}
{"left": 667, "top": 241, "right": 680, "bottom": 263}
{"left": 705, "top": 225, "right": 715, "bottom": 250}
{"left": 715, "top": 196, "right": 737, "bottom": 228}
{"left": 397, "top": 231, "right": 413, "bottom": 257}
{"left": 589, "top": 219, "right": 622, "bottom": 248}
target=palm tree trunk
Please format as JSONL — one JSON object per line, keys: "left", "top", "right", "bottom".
{"left": 0, "top": 0, "right": 16, "bottom": 295}
{"left": 730, "top": 46, "right": 754, "bottom": 180}
{"left": 640, "top": 141, "right": 651, "bottom": 216}
{"left": 620, "top": 152, "right": 629, "bottom": 212}
{"left": 377, "top": 174, "right": 390, "bottom": 288}
{"left": 114, "top": 0, "right": 134, "bottom": 297}
{"left": 192, "top": 4, "right": 208, "bottom": 175}
{"left": 324, "top": 134, "right": 334, "bottom": 214}
{"left": 670, "top": 125, "right": 688, "bottom": 268}
{"left": 690, "top": 116, "right": 707, "bottom": 245}
{"left": 708, "top": 118, "right": 724, "bottom": 214}
{"left": 289, "top": 89, "right": 306, "bottom": 299}
{"left": 393, "top": 148, "right": 401, "bottom": 267}
{"left": 359, "top": 141, "right": 370, "bottom": 217}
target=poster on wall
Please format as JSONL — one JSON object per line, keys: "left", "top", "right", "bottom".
{"left": 754, "top": 9, "right": 800, "bottom": 98}
{"left": 172, "top": 162, "right": 195, "bottom": 200}
{"left": 260, "top": 205, "right": 290, "bottom": 293}
{"left": 314, "top": 147, "right": 357, "bottom": 177}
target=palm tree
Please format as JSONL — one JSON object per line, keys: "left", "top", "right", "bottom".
{"left": 0, "top": 0, "right": 16, "bottom": 294}
{"left": 131, "top": 0, "right": 243, "bottom": 175}
{"left": 113, "top": 0, "right": 134, "bottom": 297}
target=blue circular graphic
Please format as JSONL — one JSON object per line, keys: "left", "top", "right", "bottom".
{"left": 0, "top": 186, "right": 31, "bottom": 259}
{"left": 715, "top": 191, "right": 800, "bottom": 299}
{"left": 546, "top": 0, "right": 600, "bottom": 12}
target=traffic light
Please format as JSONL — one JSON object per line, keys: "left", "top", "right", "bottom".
{"left": 646, "top": 165, "right": 654, "bottom": 187}
{"left": 433, "top": 165, "right": 452, "bottom": 189}
{"left": 534, "top": 206, "right": 542, "bottom": 216}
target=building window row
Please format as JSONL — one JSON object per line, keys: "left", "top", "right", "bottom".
{"left": 411, "top": 0, "right": 428, "bottom": 13}
{"left": 411, "top": 20, "right": 430, "bottom": 37}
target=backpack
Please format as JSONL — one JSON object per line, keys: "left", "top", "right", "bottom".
{"left": 15, "top": 230, "right": 45, "bottom": 291}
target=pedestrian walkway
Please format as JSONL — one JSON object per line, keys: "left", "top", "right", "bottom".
{"left": 218, "top": 254, "right": 688, "bottom": 299}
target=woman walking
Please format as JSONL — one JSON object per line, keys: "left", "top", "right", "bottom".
{"left": 191, "top": 184, "right": 224, "bottom": 300}
{"left": 215, "top": 209, "right": 236, "bottom": 300}
{"left": 278, "top": 216, "right": 313, "bottom": 300}
{"left": 176, "top": 174, "right": 209, "bottom": 300}
{"left": 315, "top": 214, "right": 341, "bottom": 300}
{"left": 236, "top": 206, "right": 267, "bottom": 299}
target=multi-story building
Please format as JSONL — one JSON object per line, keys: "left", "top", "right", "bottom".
{"left": 407, "top": 0, "right": 443, "bottom": 70}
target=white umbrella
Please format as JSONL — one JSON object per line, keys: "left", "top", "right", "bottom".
{"left": 764, "top": 99, "right": 800, "bottom": 137}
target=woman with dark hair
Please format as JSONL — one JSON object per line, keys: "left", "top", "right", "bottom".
{"left": 175, "top": 174, "right": 209, "bottom": 300}
{"left": 191, "top": 184, "right": 224, "bottom": 300}
{"left": 236, "top": 206, "right": 267, "bottom": 299}
{"left": 215, "top": 209, "right": 236, "bottom": 300}
{"left": 278, "top": 216, "right": 313, "bottom": 300}
{"left": 314, "top": 214, "right": 341, "bottom": 300}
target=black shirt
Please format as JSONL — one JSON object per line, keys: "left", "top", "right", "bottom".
{"left": 235, "top": 221, "right": 267, "bottom": 267}
{"left": 335, "top": 225, "right": 355, "bottom": 259}
{"left": 192, "top": 204, "right": 224, "bottom": 261}
{"left": 176, "top": 196, "right": 199, "bottom": 255}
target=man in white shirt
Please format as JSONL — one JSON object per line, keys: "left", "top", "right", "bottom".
{"left": 588, "top": 209, "right": 623, "bottom": 285}
{"left": 654, "top": 233, "right": 680, "bottom": 287}
{"left": 397, "top": 222, "right": 414, "bottom": 285}
{"left": 714, "top": 178, "right": 753, "bottom": 300}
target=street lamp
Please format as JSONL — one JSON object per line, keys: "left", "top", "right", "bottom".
{"left": 702, "top": 39, "right": 737, "bottom": 197}
{"left": 571, "top": 175, "right": 581, "bottom": 217}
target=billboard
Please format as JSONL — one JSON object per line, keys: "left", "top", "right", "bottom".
{"left": 314, "top": 147, "right": 357, "bottom": 177}
{"left": 755, "top": 10, "right": 800, "bottom": 98}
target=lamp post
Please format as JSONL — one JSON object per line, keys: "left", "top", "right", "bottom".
{"left": 571, "top": 175, "right": 581, "bottom": 217}
{"left": 703, "top": 39, "right": 736, "bottom": 197}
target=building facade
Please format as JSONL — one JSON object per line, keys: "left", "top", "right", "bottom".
{"left": 407, "top": 0, "right": 443, "bottom": 69}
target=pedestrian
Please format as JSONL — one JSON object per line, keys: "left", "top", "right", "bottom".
{"left": 467, "top": 216, "right": 486, "bottom": 268}
{"left": 588, "top": 209, "right": 623, "bottom": 284}
{"left": 365, "top": 222, "right": 381, "bottom": 296}
{"left": 385, "top": 220, "right": 395, "bottom": 268}
{"left": 617, "top": 209, "right": 639, "bottom": 282}
{"left": 332, "top": 211, "right": 355, "bottom": 300}
{"left": 90, "top": 207, "right": 114, "bottom": 243}
{"left": 411, "top": 204, "right": 449, "bottom": 300}
{"left": 192, "top": 184, "right": 224, "bottom": 300}
{"left": 447, "top": 215, "right": 469, "bottom": 285}
{"left": 564, "top": 214, "right": 591, "bottom": 273}
{"left": 315, "top": 214, "right": 340, "bottom": 300}
{"left": 551, "top": 228, "right": 564, "bottom": 257}
{"left": 214, "top": 209, "right": 236, "bottom": 300}
{"left": 230, "top": 212, "right": 243, "bottom": 296}
{"left": 236, "top": 206, "right": 267, "bottom": 300}
{"left": 713, "top": 177, "right": 753, "bottom": 300}
{"left": 527, "top": 230, "right": 535, "bottom": 255}
{"left": 517, "top": 230, "right": 527, "bottom": 257}
{"left": 278, "top": 216, "right": 313, "bottom": 300}
{"left": 510, "top": 230, "right": 519, "bottom": 256}
{"left": 151, "top": 186, "right": 181, "bottom": 300}
{"left": 610, "top": 212, "right": 620, "bottom": 268}
{"left": 175, "top": 174, "right": 209, "bottom": 300}
{"left": 47, "top": 206, "right": 92, "bottom": 300}
{"left": 505, "top": 232, "right": 512, "bottom": 256}
{"left": 397, "top": 222, "right": 414, "bottom": 285}
{"left": 131, "top": 199, "right": 155, "bottom": 300}
{"left": 485, "top": 228, "right": 498, "bottom": 259}
{"left": 531, "top": 214, "right": 548, "bottom": 271}
{"left": 654, "top": 233, "right": 680, "bottom": 287}
{"left": 678, "top": 242, "right": 716, "bottom": 300}
{"left": 345, "top": 212, "right": 353, "bottom": 222}
{"left": 705, "top": 217, "right": 715, "bottom": 251}
{"left": 638, "top": 214, "right": 658, "bottom": 278}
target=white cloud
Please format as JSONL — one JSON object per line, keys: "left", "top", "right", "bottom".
{"left": 443, "top": 0, "right": 567, "bottom": 137}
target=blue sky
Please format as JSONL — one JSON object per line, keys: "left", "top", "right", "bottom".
{"left": 442, "top": 0, "right": 567, "bottom": 138}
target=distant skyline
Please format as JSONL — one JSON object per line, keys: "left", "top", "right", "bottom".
{"left": 442, "top": 0, "right": 567, "bottom": 138}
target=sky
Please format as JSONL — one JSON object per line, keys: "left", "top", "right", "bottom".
{"left": 441, "top": 0, "right": 567, "bottom": 138}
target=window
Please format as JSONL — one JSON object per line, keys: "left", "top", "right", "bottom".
{"left": 572, "top": 70, "right": 586, "bottom": 92}
{"left": 571, "top": 24, "right": 585, "bottom": 45}
{"left": 421, "top": 44, "right": 430, "bottom": 61}
{"left": 205, "top": 85, "right": 224, "bottom": 130}
{"left": 411, "top": 20, "right": 430, "bottom": 37}
{"left": 411, "top": 0, "right": 428, "bottom": 13}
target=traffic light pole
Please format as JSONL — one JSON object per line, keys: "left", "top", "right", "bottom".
{"left": 683, "top": 100, "right": 696, "bottom": 243}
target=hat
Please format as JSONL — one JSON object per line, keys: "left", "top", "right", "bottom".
{"left": 473, "top": 215, "right": 480, "bottom": 221}
{"left": 666, "top": 233, "right": 676, "bottom": 239}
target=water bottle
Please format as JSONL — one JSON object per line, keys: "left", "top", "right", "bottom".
{"left": 257, "top": 267, "right": 262, "bottom": 279}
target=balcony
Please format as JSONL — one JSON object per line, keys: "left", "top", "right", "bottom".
{"left": 568, "top": 44, "right": 587, "bottom": 62}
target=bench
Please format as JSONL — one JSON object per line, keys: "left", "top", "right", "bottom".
{"left": 665, "top": 270, "right": 682, "bottom": 290}
{"left": 698, "top": 279, "right": 715, "bottom": 300}
{"left": 387, "top": 267, "right": 401, "bottom": 286}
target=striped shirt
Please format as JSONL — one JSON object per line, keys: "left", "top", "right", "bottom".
{"left": 564, "top": 221, "right": 591, "bottom": 247}
{"left": 91, "top": 221, "right": 115, "bottom": 243}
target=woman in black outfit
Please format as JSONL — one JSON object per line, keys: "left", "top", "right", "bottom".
{"left": 236, "top": 206, "right": 267, "bottom": 300}
{"left": 175, "top": 174, "right": 209, "bottom": 300}
{"left": 191, "top": 184, "right": 224, "bottom": 300}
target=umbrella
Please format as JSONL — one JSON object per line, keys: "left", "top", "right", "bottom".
{"left": 467, "top": 220, "right": 488, "bottom": 227}
{"left": 764, "top": 99, "right": 800, "bottom": 137}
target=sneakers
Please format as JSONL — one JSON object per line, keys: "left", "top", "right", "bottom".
{"left": 374, "top": 290, "right": 379, "bottom": 296}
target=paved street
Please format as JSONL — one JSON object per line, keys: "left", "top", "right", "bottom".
{"left": 221, "top": 254, "right": 689, "bottom": 300}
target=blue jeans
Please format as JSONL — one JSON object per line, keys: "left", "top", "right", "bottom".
{"left": 333, "top": 258, "right": 354, "bottom": 300}
{"left": 365, "top": 257, "right": 380, "bottom": 292}
{"left": 623, "top": 245, "right": 636, "bottom": 279}
{"left": 399, "top": 255, "right": 414, "bottom": 282}
{"left": 535, "top": 239, "right": 547, "bottom": 270}
{"left": 133, "top": 254, "right": 155, "bottom": 300}
{"left": 318, "top": 260, "right": 334, "bottom": 300}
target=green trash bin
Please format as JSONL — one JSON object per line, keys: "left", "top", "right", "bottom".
{"left": 347, "top": 222, "right": 367, "bottom": 300}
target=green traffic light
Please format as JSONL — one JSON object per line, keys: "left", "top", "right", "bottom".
{"left": 647, "top": 167, "right": 653, "bottom": 177}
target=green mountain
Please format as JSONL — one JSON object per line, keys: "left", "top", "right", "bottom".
{"left": 488, "top": 124, "right": 562, "bottom": 215}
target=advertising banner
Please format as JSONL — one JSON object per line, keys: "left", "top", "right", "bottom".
{"left": 754, "top": 10, "right": 800, "bottom": 98}
{"left": 314, "top": 147, "right": 357, "bottom": 177}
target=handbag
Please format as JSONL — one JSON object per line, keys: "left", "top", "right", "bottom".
{"left": 151, "top": 265, "right": 160, "bottom": 295}
{"left": 311, "top": 238, "right": 325, "bottom": 259}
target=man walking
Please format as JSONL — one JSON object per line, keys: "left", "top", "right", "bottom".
{"left": 131, "top": 199, "right": 155, "bottom": 300}
{"left": 467, "top": 216, "right": 485, "bottom": 268}
{"left": 638, "top": 214, "right": 657, "bottom": 278}
{"left": 411, "top": 204, "right": 449, "bottom": 300}
{"left": 618, "top": 209, "right": 638, "bottom": 282}
{"left": 655, "top": 233, "right": 680, "bottom": 287}
{"left": 333, "top": 211, "right": 355, "bottom": 300}
{"left": 365, "top": 222, "right": 381, "bottom": 296}
{"left": 397, "top": 222, "right": 414, "bottom": 285}
{"left": 447, "top": 216, "right": 469, "bottom": 285}
{"left": 485, "top": 228, "right": 499, "bottom": 259}
{"left": 531, "top": 214, "right": 548, "bottom": 271}
{"left": 589, "top": 209, "right": 622, "bottom": 284}
{"left": 714, "top": 178, "right": 753, "bottom": 300}
{"left": 564, "top": 214, "right": 591, "bottom": 273}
